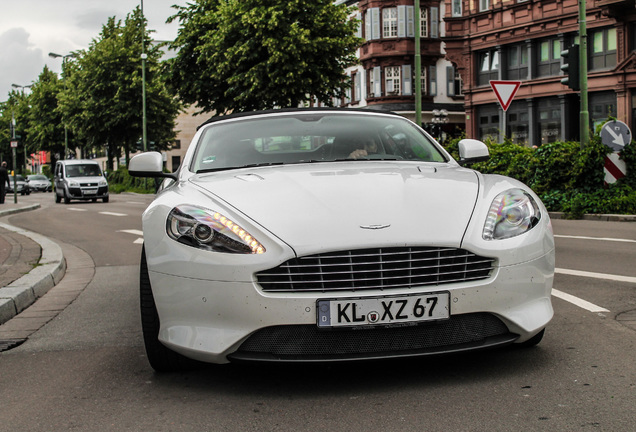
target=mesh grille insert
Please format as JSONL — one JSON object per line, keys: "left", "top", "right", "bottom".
{"left": 232, "top": 313, "right": 512, "bottom": 361}
{"left": 257, "top": 247, "right": 495, "bottom": 293}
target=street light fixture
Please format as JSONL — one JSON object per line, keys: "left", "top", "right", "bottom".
{"left": 48, "top": 52, "right": 76, "bottom": 159}
{"left": 11, "top": 83, "right": 33, "bottom": 93}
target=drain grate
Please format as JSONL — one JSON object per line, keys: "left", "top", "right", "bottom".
{"left": 0, "top": 339, "right": 26, "bottom": 353}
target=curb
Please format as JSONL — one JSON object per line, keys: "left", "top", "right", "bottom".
{"left": 549, "top": 212, "right": 636, "bottom": 222}
{"left": 0, "top": 204, "right": 66, "bottom": 326}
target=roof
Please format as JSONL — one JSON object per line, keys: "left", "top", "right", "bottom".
{"left": 197, "top": 107, "right": 402, "bottom": 130}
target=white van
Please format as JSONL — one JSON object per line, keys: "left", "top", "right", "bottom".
{"left": 54, "top": 160, "right": 109, "bottom": 204}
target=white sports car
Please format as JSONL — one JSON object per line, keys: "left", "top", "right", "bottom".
{"left": 130, "top": 108, "right": 555, "bottom": 372}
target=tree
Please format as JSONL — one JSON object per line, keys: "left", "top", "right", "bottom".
{"left": 60, "top": 7, "right": 181, "bottom": 170}
{"left": 167, "top": 0, "right": 362, "bottom": 115}
{"left": 0, "top": 90, "right": 31, "bottom": 173}
{"left": 26, "top": 66, "right": 66, "bottom": 164}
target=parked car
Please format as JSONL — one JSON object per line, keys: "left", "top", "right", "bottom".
{"left": 26, "top": 174, "right": 52, "bottom": 192}
{"left": 129, "top": 108, "right": 555, "bottom": 372}
{"left": 53, "top": 160, "right": 109, "bottom": 204}
{"left": 6, "top": 175, "right": 31, "bottom": 195}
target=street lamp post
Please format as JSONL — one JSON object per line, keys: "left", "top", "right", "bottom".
{"left": 141, "top": 0, "right": 148, "bottom": 152}
{"left": 11, "top": 84, "right": 32, "bottom": 176}
{"left": 48, "top": 52, "right": 75, "bottom": 159}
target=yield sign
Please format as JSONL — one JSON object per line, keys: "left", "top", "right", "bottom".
{"left": 490, "top": 80, "right": 521, "bottom": 111}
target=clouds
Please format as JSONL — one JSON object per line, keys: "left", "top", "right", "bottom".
{"left": 0, "top": 0, "right": 186, "bottom": 100}
{"left": 0, "top": 28, "right": 44, "bottom": 97}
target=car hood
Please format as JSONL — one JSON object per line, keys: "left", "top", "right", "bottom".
{"left": 189, "top": 163, "right": 481, "bottom": 255}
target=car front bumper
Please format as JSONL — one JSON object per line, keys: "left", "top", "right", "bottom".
{"left": 147, "top": 246, "right": 554, "bottom": 364}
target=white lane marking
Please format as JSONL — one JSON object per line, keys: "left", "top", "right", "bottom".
{"left": 99, "top": 211, "right": 127, "bottom": 217}
{"left": 554, "top": 234, "right": 636, "bottom": 244}
{"left": 119, "top": 229, "right": 143, "bottom": 236}
{"left": 67, "top": 208, "right": 88, "bottom": 212}
{"left": 552, "top": 289, "right": 610, "bottom": 313}
{"left": 556, "top": 268, "right": 636, "bottom": 284}
{"left": 119, "top": 229, "right": 144, "bottom": 244}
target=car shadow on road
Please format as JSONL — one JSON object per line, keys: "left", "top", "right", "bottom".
{"left": 146, "top": 344, "right": 558, "bottom": 396}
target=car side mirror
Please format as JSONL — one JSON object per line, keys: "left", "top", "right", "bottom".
{"left": 458, "top": 139, "right": 489, "bottom": 166}
{"left": 129, "top": 151, "right": 176, "bottom": 180}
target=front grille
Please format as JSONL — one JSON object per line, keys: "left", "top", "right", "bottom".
{"left": 257, "top": 247, "right": 495, "bottom": 293}
{"left": 230, "top": 313, "right": 515, "bottom": 362}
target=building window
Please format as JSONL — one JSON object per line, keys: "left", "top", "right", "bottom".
{"left": 590, "top": 91, "right": 617, "bottom": 130}
{"left": 420, "top": 9, "right": 428, "bottom": 38}
{"left": 383, "top": 8, "right": 398, "bottom": 38}
{"left": 447, "top": 66, "right": 463, "bottom": 97}
{"left": 172, "top": 140, "right": 181, "bottom": 150}
{"left": 478, "top": 49, "right": 499, "bottom": 86}
{"left": 478, "top": 105, "right": 500, "bottom": 142}
{"left": 538, "top": 38, "right": 561, "bottom": 77}
{"left": 452, "top": 0, "right": 462, "bottom": 17}
{"left": 506, "top": 44, "right": 528, "bottom": 80}
{"left": 538, "top": 97, "right": 562, "bottom": 145}
{"left": 385, "top": 66, "right": 401, "bottom": 94}
{"left": 479, "top": 0, "right": 490, "bottom": 12}
{"left": 506, "top": 102, "right": 530, "bottom": 146}
{"left": 590, "top": 28, "right": 617, "bottom": 70}
{"left": 429, "top": 65, "right": 437, "bottom": 96}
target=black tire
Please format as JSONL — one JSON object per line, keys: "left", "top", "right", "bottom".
{"left": 63, "top": 191, "right": 71, "bottom": 204}
{"left": 140, "top": 245, "right": 204, "bottom": 372}
{"left": 103, "top": 196, "right": 109, "bottom": 203}
{"left": 518, "top": 329, "right": 545, "bottom": 348}
{"left": 55, "top": 192, "right": 61, "bottom": 203}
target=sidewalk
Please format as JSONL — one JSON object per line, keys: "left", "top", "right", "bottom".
{"left": 0, "top": 199, "right": 66, "bottom": 327}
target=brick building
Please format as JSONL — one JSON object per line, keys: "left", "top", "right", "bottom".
{"left": 444, "top": 0, "right": 636, "bottom": 147}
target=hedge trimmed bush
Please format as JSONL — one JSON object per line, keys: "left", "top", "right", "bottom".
{"left": 443, "top": 133, "right": 636, "bottom": 217}
{"left": 107, "top": 167, "right": 156, "bottom": 194}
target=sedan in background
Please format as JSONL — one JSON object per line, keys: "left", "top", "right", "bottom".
{"left": 26, "top": 174, "right": 53, "bottom": 192}
{"left": 7, "top": 175, "right": 31, "bottom": 195}
{"left": 130, "top": 108, "right": 555, "bottom": 372}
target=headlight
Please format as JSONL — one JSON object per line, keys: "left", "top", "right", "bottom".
{"left": 166, "top": 205, "right": 265, "bottom": 254}
{"left": 69, "top": 180, "right": 79, "bottom": 187}
{"left": 99, "top": 180, "right": 107, "bottom": 186}
{"left": 483, "top": 189, "right": 541, "bottom": 240}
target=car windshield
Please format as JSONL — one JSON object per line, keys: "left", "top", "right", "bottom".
{"left": 9, "top": 176, "right": 25, "bottom": 182}
{"left": 28, "top": 175, "right": 48, "bottom": 180}
{"left": 191, "top": 112, "right": 448, "bottom": 173}
{"left": 65, "top": 164, "right": 102, "bottom": 177}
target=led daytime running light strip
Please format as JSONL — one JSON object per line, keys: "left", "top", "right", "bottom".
{"left": 212, "top": 212, "right": 265, "bottom": 254}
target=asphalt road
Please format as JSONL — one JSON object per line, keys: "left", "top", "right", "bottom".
{"left": 0, "top": 192, "right": 634, "bottom": 431}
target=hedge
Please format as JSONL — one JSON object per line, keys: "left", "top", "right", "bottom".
{"left": 443, "top": 133, "right": 636, "bottom": 217}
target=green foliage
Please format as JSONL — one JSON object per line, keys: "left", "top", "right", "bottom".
{"left": 471, "top": 138, "right": 537, "bottom": 187}
{"left": 167, "top": 0, "right": 362, "bottom": 114}
{"left": 107, "top": 166, "right": 155, "bottom": 194}
{"left": 59, "top": 7, "right": 181, "bottom": 169}
{"left": 444, "top": 130, "right": 636, "bottom": 217}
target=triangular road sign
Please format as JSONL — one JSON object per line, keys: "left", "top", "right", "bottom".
{"left": 490, "top": 80, "right": 521, "bottom": 111}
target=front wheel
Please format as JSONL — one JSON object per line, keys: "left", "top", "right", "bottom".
{"left": 140, "top": 245, "right": 204, "bottom": 372}
{"left": 55, "top": 192, "right": 61, "bottom": 203}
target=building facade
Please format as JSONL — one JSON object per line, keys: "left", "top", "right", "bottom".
{"left": 444, "top": 0, "right": 636, "bottom": 147}
{"left": 337, "top": 0, "right": 466, "bottom": 141}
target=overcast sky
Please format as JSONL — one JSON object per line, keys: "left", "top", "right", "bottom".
{"left": 0, "top": 0, "right": 189, "bottom": 100}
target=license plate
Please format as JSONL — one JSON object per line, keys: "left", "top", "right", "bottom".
{"left": 83, "top": 189, "right": 97, "bottom": 195}
{"left": 317, "top": 292, "right": 450, "bottom": 328}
